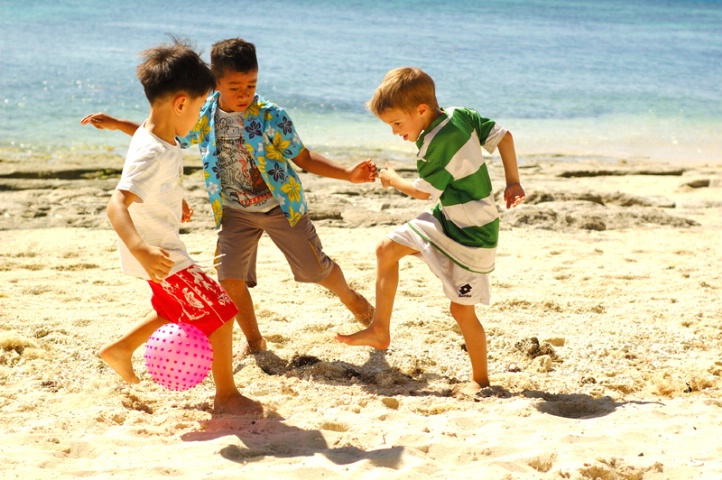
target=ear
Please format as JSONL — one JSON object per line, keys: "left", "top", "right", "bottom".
{"left": 416, "top": 103, "right": 430, "bottom": 117}
{"left": 173, "top": 94, "right": 189, "bottom": 114}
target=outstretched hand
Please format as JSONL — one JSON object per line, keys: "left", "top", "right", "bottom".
{"left": 379, "top": 162, "right": 400, "bottom": 189}
{"left": 347, "top": 159, "right": 378, "bottom": 183}
{"left": 504, "top": 183, "right": 525, "bottom": 209}
{"left": 80, "top": 112, "right": 121, "bottom": 130}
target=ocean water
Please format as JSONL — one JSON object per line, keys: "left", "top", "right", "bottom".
{"left": 1, "top": 0, "right": 721, "bottom": 165}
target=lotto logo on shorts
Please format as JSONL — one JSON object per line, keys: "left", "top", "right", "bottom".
{"left": 458, "top": 284, "right": 472, "bottom": 298}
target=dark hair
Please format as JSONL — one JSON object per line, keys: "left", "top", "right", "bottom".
{"left": 136, "top": 36, "right": 216, "bottom": 104}
{"left": 210, "top": 38, "right": 258, "bottom": 78}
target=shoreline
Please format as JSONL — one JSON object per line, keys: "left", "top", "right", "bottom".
{"left": 1, "top": 144, "right": 721, "bottom": 178}
{"left": 2, "top": 110, "right": 722, "bottom": 169}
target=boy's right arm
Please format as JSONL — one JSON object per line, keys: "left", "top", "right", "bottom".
{"left": 380, "top": 162, "right": 431, "bottom": 200}
{"left": 107, "top": 190, "right": 174, "bottom": 282}
{"left": 80, "top": 113, "right": 139, "bottom": 137}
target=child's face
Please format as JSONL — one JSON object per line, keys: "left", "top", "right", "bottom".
{"left": 377, "top": 107, "right": 427, "bottom": 142}
{"left": 216, "top": 69, "right": 258, "bottom": 113}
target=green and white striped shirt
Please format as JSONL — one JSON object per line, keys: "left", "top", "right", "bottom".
{"left": 414, "top": 107, "right": 507, "bottom": 250}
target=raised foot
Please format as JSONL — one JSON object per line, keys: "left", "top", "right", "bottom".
{"left": 347, "top": 291, "right": 375, "bottom": 327}
{"left": 99, "top": 344, "right": 140, "bottom": 384}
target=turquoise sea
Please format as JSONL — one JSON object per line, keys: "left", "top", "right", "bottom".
{"left": 1, "top": 0, "right": 721, "bottom": 165}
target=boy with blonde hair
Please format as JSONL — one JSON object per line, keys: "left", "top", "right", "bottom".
{"left": 100, "top": 37, "right": 261, "bottom": 415}
{"left": 337, "top": 67, "right": 525, "bottom": 392}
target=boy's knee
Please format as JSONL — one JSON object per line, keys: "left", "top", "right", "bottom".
{"left": 375, "top": 238, "right": 397, "bottom": 263}
{"left": 208, "top": 320, "right": 234, "bottom": 341}
{"left": 309, "top": 261, "right": 338, "bottom": 286}
{"left": 220, "top": 278, "right": 248, "bottom": 292}
{"left": 449, "top": 302, "right": 477, "bottom": 322}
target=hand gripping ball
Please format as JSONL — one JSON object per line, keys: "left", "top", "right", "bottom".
{"left": 144, "top": 323, "right": 213, "bottom": 391}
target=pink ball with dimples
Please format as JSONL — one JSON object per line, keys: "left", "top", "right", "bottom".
{"left": 144, "top": 323, "right": 213, "bottom": 391}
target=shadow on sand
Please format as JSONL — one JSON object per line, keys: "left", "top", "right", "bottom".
{"left": 181, "top": 413, "right": 403, "bottom": 467}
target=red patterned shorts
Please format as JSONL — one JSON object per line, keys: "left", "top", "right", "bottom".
{"left": 148, "top": 264, "right": 238, "bottom": 336}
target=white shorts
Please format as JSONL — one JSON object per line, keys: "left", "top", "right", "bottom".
{"left": 388, "top": 215, "right": 492, "bottom": 306}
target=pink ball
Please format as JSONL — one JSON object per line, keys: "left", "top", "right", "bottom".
{"left": 144, "top": 323, "right": 213, "bottom": 391}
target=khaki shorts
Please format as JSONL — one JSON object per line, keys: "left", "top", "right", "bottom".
{"left": 216, "top": 206, "right": 334, "bottom": 287}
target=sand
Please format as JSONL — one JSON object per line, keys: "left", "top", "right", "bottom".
{"left": 1, "top": 150, "right": 721, "bottom": 479}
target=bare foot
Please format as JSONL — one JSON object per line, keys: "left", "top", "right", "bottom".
{"left": 355, "top": 305, "right": 375, "bottom": 327}
{"left": 345, "top": 291, "right": 375, "bottom": 327}
{"left": 452, "top": 381, "right": 486, "bottom": 398}
{"left": 335, "top": 323, "right": 390, "bottom": 350}
{"left": 476, "top": 385, "right": 510, "bottom": 398}
{"left": 454, "top": 384, "right": 511, "bottom": 399}
{"left": 235, "top": 337, "right": 267, "bottom": 360}
{"left": 214, "top": 392, "right": 264, "bottom": 416}
{"left": 99, "top": 344, "right": 140, "bottom": 384}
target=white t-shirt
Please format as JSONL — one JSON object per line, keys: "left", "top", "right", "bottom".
{"left": 114, "top": 125, "right": 193, "bottom": 280}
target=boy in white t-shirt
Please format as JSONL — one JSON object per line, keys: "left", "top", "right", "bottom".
{"left": 100, "top": 37, "right": 261, "bottom": 415}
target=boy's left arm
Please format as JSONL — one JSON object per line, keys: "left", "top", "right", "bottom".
{"left": 292, "top": 149, "right": 377, "bottom": 183}
{"left": 80, "top": 113, "right": 140, "bottom": 137}
{"left": 496, "top": 131, "right": 525, "bottom": 209}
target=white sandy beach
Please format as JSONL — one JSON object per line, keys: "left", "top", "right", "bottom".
{"left": 1, "top": 151, "right": 721, "bottom": 479}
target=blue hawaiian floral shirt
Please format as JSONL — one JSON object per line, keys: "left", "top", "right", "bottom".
{"left": 178, "top": 92, "right": 307, "bottom": 228}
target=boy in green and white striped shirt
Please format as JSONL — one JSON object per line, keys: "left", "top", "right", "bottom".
{"left": 336, "top": 67, "right": 525, "bottom": 391}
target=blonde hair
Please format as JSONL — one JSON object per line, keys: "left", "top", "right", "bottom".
{"left": 367, "top": 67, "right": 439, "bottom": 116}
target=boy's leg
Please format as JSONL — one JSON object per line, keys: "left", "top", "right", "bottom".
{"left": 219, "top": 278, "right": 267, "bottom": 356}
{"left": 316, "top": 262, "right": 374, "bottom": 326}
{"left": 264, "top": 211, "right": 374, "bottom": 324}
{"left": 99, "top": 311, "right": 168, "bottom": 384}
{"left": 207, "top": 320, "right": 263, "bottom": 415}
{"left": 160, "top": 265, "right": 262, "bottom": 414}
{"left": 216, "top": 208, "right": 265, "bottom": 355}
{"left": 335, "top": 238, "right": 417, "bottom": 349}
{"left": 449, "top": 302, "right": 490, "bottom": 389}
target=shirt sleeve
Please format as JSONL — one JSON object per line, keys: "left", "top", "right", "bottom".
{"left": 412, "top": 177, "right": 444, "bottom": 202}
{"left": 469, "top": 109, "right": 507, "bottom": 154}
{"left": 177, "top": 114, "right": 207, "bottom": 149}
{"left": 270, "top": 106, "right": 304, "bottom": 159}
{"left": 415, "top": 154, "right": 454, "bottom": 202}
{"left": 116, "top": 147, "right": 162, "bottom": 203}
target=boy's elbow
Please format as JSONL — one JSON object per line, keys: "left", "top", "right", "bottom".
{"left": 106, "top": 193, "right": 116, "bottom": 211}
{"left": 106, "top": 197, "right": 119, "bottom": 220}
{"left": 291, "top": 148, "right": 311, "bottom": 170}
{"left": 106, "top": 190, "right": 128, "bottom": 218}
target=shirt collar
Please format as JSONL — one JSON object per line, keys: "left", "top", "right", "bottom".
{"left": 416, "top": 108, "right": 447, "bottom": 148}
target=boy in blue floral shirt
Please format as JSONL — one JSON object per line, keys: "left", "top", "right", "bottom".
{"left": 82, "top": 38, "right": 377, "bottom": 356}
